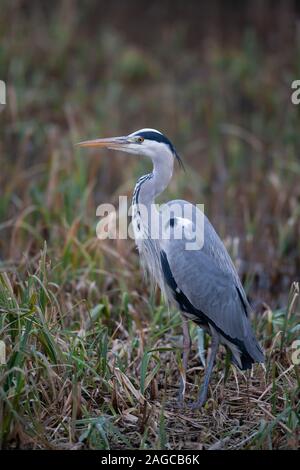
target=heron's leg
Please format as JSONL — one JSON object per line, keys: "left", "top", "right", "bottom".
{"left": 177, "top": 318, "right": 191, "bottom": 404}
{"left": 197, "top": 326, "right": 206, "bottom": 367}
{"left": 192, "top": 330, "right": 219, "bottom": 408}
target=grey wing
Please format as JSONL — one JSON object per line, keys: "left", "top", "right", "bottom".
{"left": 165, "top": 200, "right": 250, "bottom": 310}
{"left": 160, "top": 201, "right": 264, "bottom": 367}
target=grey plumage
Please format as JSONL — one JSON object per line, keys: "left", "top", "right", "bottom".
{"left": 161, "top": 201, "right": 264, "bottom": 370}
{"left": 78, "top": 127, "right": 264, "bottom": 407}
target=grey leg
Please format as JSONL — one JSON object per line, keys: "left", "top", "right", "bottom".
{"left": 192, "top": 330, "right": 219, "bottom": 408}
{"left": 177, "top": 317, "right": 191, "bottom": 405}
{"left": 197, "top": 326, "right": 206, "bottom": 367}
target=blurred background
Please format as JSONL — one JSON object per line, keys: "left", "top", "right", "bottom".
{"left": 1, "top": 0, "right": 300, "bottom": 450}
{"left": 0, "top": 0, "right": 300, "bottom": 304}
{"left": 1, "top": 0, "right": 300, "bottom": 308}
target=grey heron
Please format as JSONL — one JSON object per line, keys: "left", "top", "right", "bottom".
{"left": 77, "top": 128, "right": 264, "bottom": 407}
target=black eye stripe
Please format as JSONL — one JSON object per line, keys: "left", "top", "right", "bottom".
{"left": 134, "top": 131, "right": 184, "bottom": 169}
{"left": 136, "top": 131, "right": 172, "bottom": 147}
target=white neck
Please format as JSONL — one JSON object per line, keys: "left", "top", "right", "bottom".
{"left": 137, "top": 149, "right": 174, "bottom": 207}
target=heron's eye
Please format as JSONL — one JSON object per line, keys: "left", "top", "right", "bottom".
{"left": 135, "top": 136, "right": 144, "bottom": 143}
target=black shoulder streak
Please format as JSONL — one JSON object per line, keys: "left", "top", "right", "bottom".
{"left": 160, "top": 251, "right": 177, "bottom": 292}
{"left": 137, "top": 130, "right": 184, "bottom": 169}
{"left": 160, "top": 250, "right": 255, "bottom": 370}
{"left": 160, "top": 251, "right": 207, "bottom": 319}
{"left": 236, "top": 286, "right": 248, "bottom": 317}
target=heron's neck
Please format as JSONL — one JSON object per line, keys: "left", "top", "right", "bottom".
{"left": 134, "top": 155, "right": 174, "bottom": 208}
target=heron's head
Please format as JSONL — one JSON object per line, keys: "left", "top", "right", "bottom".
{"left": 77, "top": 128, "right": 183, "bottom": 168}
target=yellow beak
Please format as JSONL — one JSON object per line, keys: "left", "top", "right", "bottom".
{"left": 76, "top": 136, "right": 129, "bottom": 150}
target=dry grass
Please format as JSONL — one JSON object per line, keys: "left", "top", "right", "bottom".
{"left": 0, "top": 1, "right": 300, "bottom": 449}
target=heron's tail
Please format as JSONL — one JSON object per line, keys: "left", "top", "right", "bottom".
{"left": 232, "top": 316, "right": 264, "bottom": 370}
